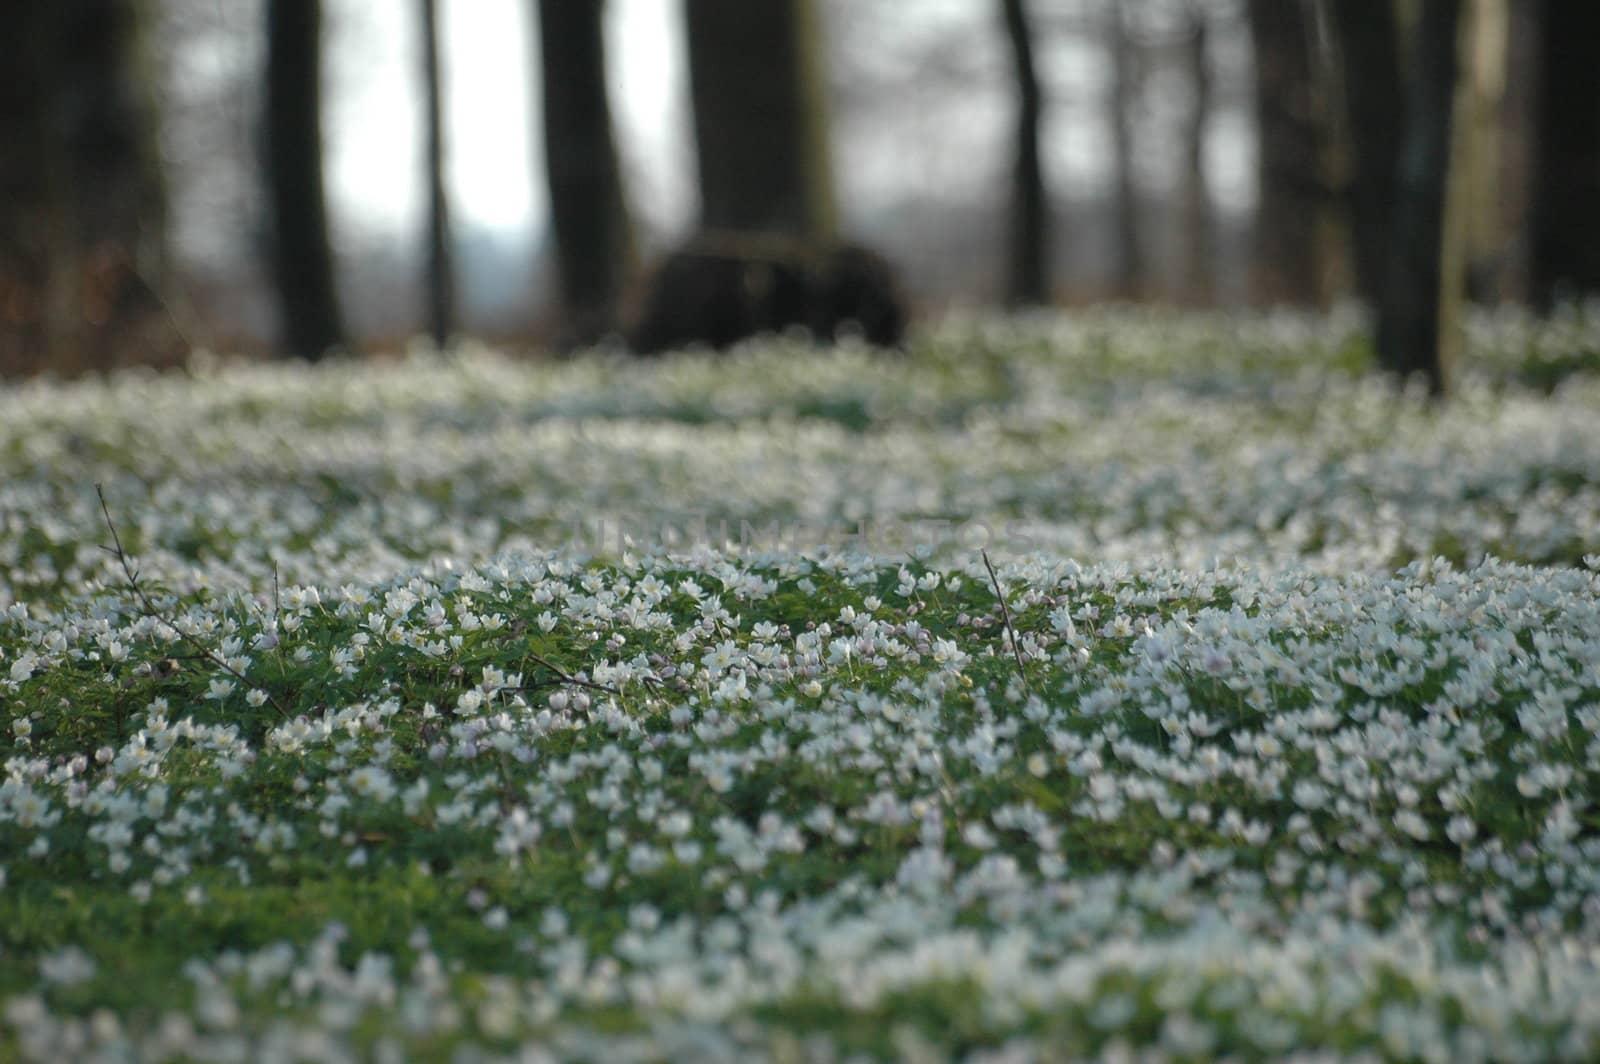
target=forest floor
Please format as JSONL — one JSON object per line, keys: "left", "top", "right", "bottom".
{"left": 3, "top": 306, "right": 1600, "bottom": 1060}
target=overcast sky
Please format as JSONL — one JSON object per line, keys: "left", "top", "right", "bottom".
{"left": 324, "top": 0, "right": 1254, "bottom": 240}
{"left": 326, "top": 0, "right": 694, "bottom": 241}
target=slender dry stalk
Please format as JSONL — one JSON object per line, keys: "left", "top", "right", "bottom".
{"left": 97, "top": 484, "right": 288, "bottom": 717}
{"left": 521, "top": 648, "right": 623, "bottom": 698}
{"left": 981, "top": 549, "right": 1031, "bottom": 696}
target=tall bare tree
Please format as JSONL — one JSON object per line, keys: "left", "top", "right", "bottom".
{"left": 537, "top": 0, "right": 633, "bottom": 347}
{"left": 1245, "top": 0, "right": 1334, "bottom": 306}
{"left": 264, "top": 0, "right": 346, "bottom": 360}
{"left": 1328, "top": 1, "right": 1404, "bottom": 310}
{"left": 1107, "top": 0, "right": 1144, "bottom": 299}
{"left": 684, "top": 0, "right": 836, "bottom": 239}
{"left": 999, "top": 0, "right": 1048, "bottom": 306}
{"left": 1492, "top": 0, "right": 1539, "bottom": 304}
{"left": 420, "top": 0, "right": 455, "bottom": 349}
{"left": 1375, "top": 0, "right": 1475, "bottom": 396}
{"left": 1530, "top": 1, "right": 1600, "bottom": 307}
{"left": 1458, "top": 0, "right": 1508, "bottom": 300}
{"left": 0, "top": 0, "right": 173, "bottom": 375}
{"left": 1179, "top": 0, "right": 1214, "bottom": 305}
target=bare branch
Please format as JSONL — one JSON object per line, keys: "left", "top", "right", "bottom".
{"left": 521, "top": 648, "right": 623, "bottom": 697}
{"left": 981, "top": 549, "right": 1032, "bottom": 696}
{"left": 97, "top": 485, "right": 288, "bottom": 717}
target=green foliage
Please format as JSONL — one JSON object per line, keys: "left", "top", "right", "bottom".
{"left": 2, "top": 309, "right": 1600, "bottom": 1059}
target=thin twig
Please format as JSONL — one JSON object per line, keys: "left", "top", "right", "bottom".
{"left": 521, "top": 649, "right": 623, "bottom": 697}
{"left": 97, "top": 485, "right": 288, "bottom": 717}
{"left": 981, "top": 549, "right": 1032, "bottom": 696}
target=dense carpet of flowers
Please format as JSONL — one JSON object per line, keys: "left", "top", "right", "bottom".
{"left": 2, "top": 307, "right": 1600, "bottom": 1060}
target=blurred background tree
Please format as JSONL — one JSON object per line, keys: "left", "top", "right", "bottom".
{"left": 1107, "top": 2, "right": 1145, "bottom": 300}
{"left": 3, "top": 0, "right": 1596, "bottom": 388}
{"left": 1178, "top": 0, "right": 1215, "bottom": 306}
{"left": 1106, "top": 0, "right": 1145, "bottom": 300}
{"left": 1244, "top": 0, "right": 1335, "bottom": 308}
{"left": 684, "top": 0, "right": 836, "bottom": 239}
{"left": 999, "top": 0, "right": 1048, "bottom": 307}
{"left": 420, "top": 0, "right": 455, "bottom": 349}
{"left": 1327, "top": 0, "right": 1404, "bottom": 312}
{"left": 1372, "top": 0, "right": 1473, "bottom": 396}
{"left": 1530, "top": 1, "right": 1600, "bottom": 309}
{"left": 0, "top": 0, "right": 177, "bottom": 375}
{"left": 264, "top": 0, "right": 346, "bottom": 360}
{"left": 538, "top": 0, "right": 633, "bottom": 348}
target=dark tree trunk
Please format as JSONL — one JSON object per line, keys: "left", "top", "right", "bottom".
{"left": 61, "top": 0, "right": 168, "bottom": 286}
{"left": 1179, "top": 1, "right": 1214, "bottom": 305}
{"left": 1329, "top": 0, "right": 1405, "bottom": 309}
{"left": 1107, "top": 0, "right": 1143, "bottom": 299}
{"left": 999, "top": 0, "right": 1048, "bottom": 306}
{"left": 684, "top": 0, "right": 836, "bottom": 240}
{"left": 537, "top": 0, "right": 633, "bottom": 347}
{"left": 265, "top": 0, "right": 345, "bottom": 361}
{"left": 0, "top": 4, "right": 72, "bottom": 374}
{"left": 1375, "top": 0, "right": 1469, "bottom": 396}
{"left": 1459, "top": 0, "right": 1507, "bottom": 302}
{"left": 1246, "top": 0, "right": 1333, "bottom": 306}
{"left": 420, "top": 0, "right": 454, "bottom": 349}
{"left": 1494, "top": 0, "right": 1539, "bottom": 304}
{"left": 0, "top": 0, "right": 172, "bottom": 375}
{"left": 1530, "top": 0, "right": 1600, "bottom": 307}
